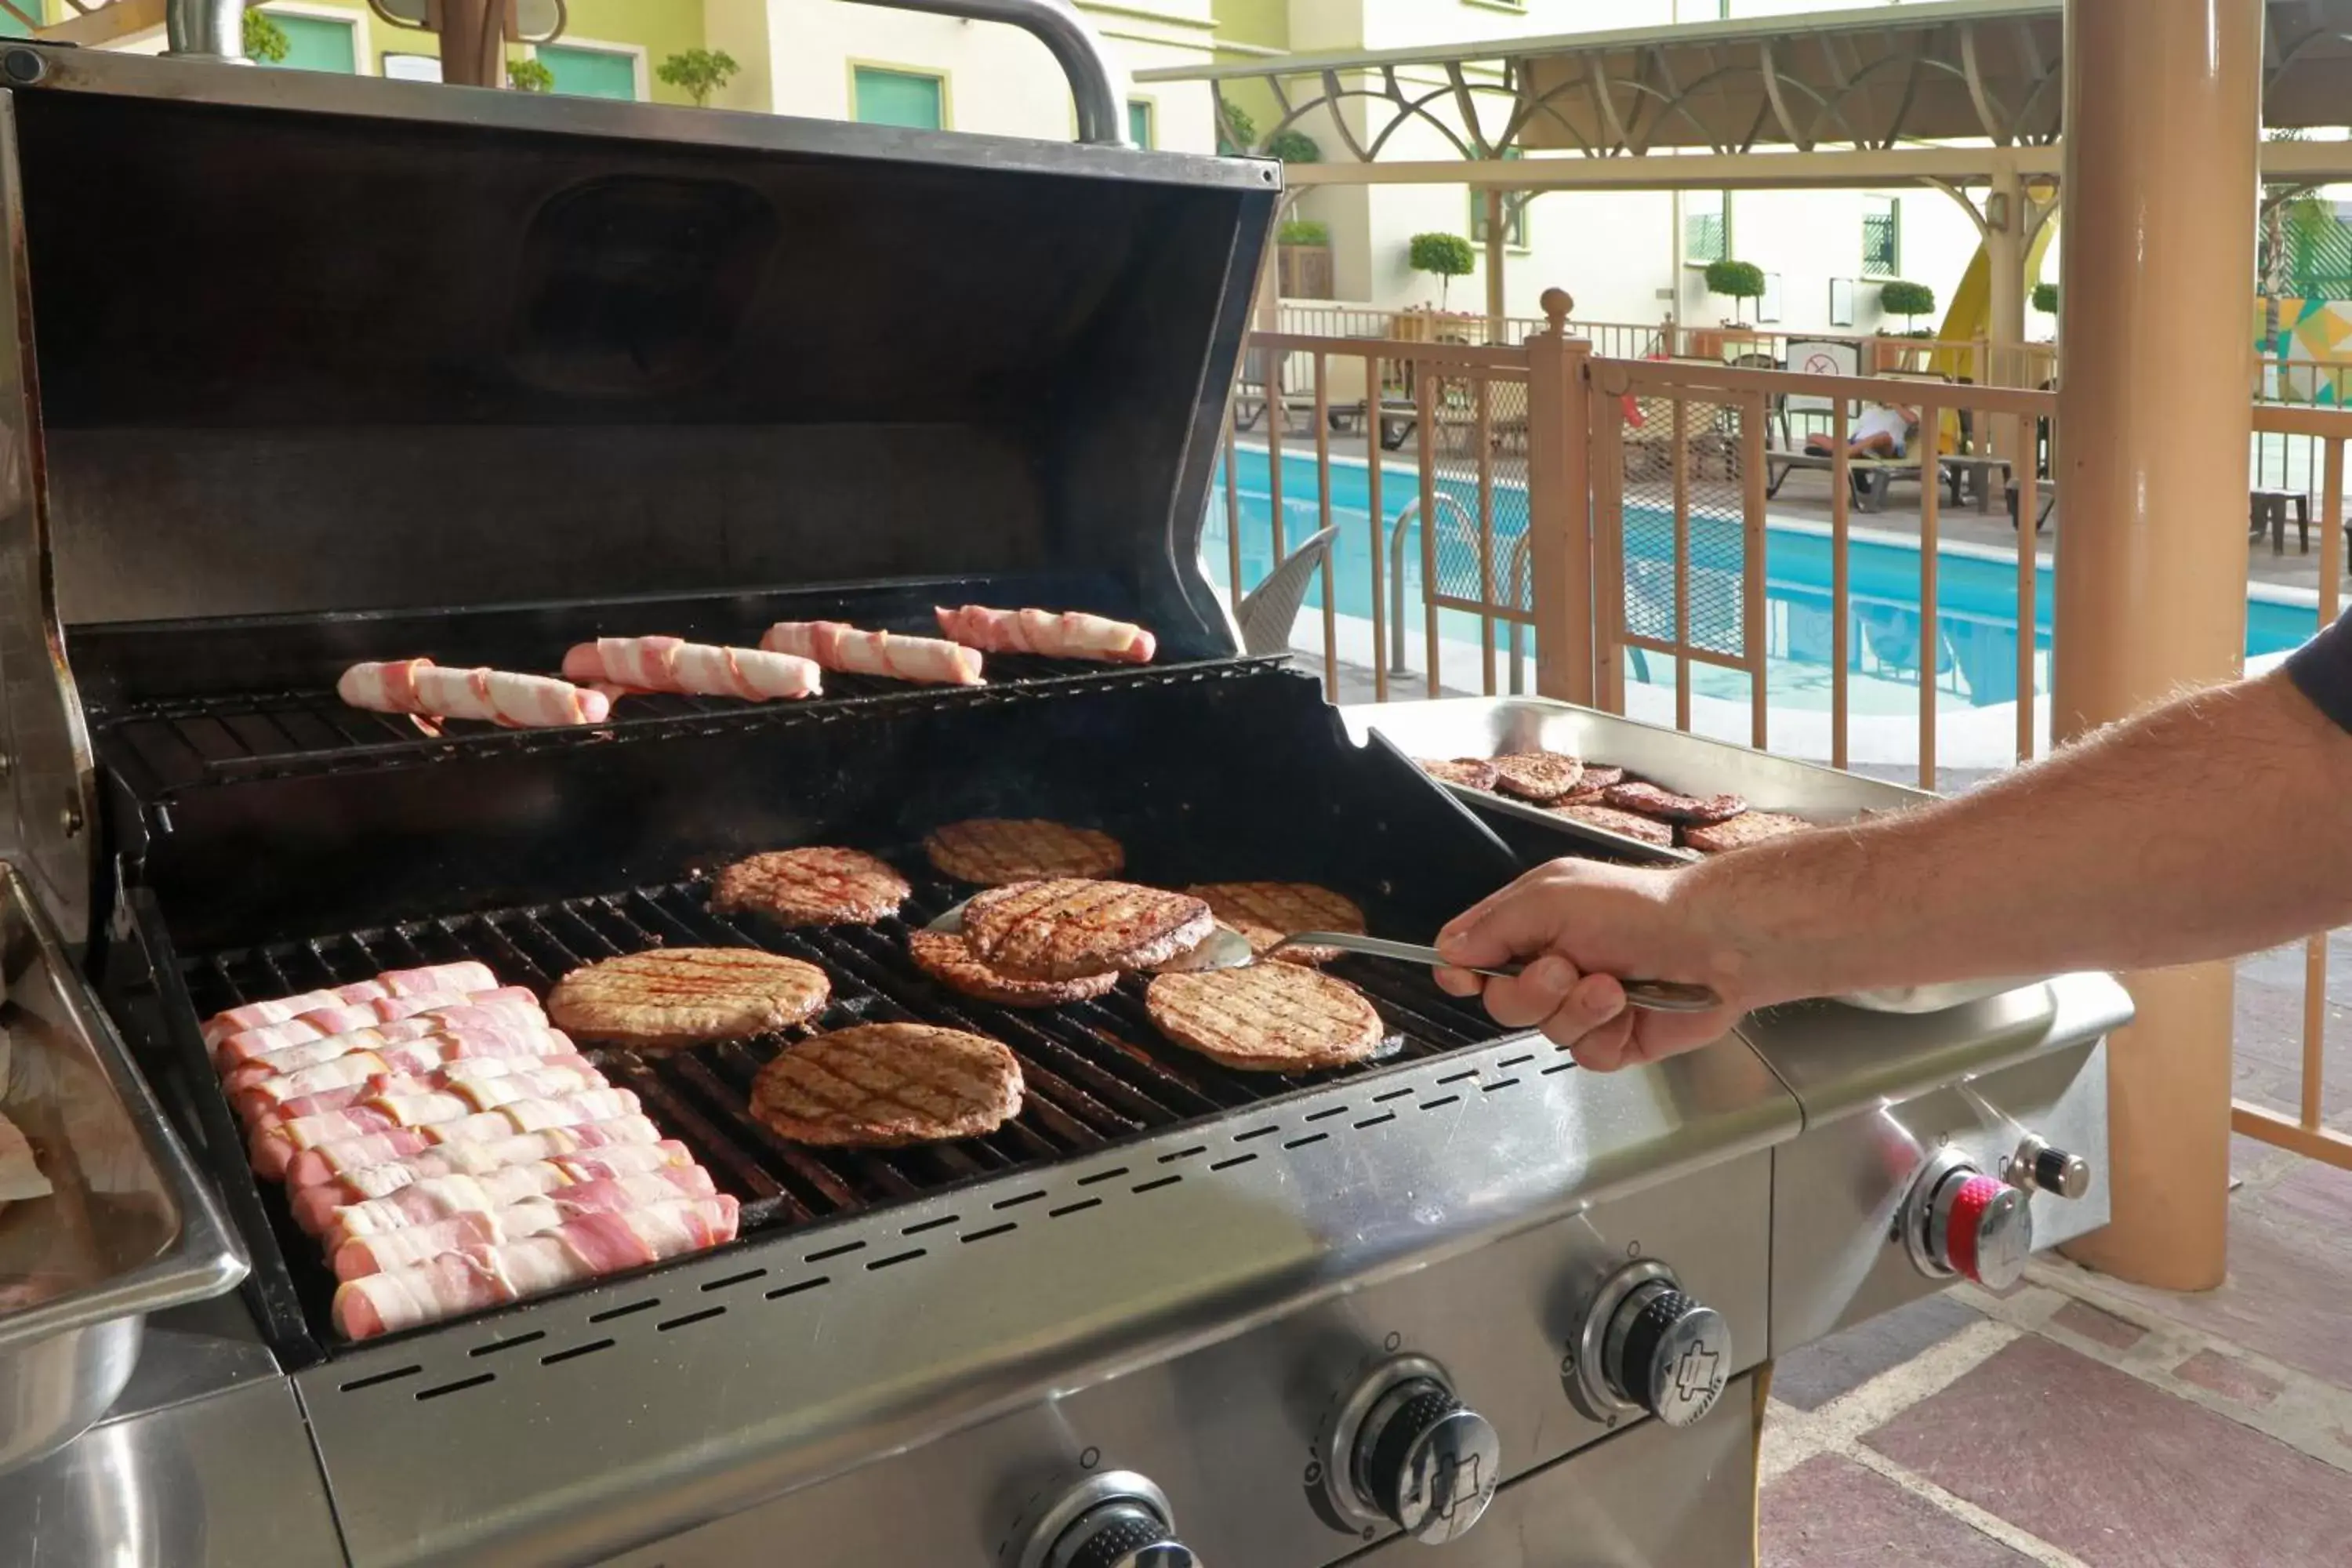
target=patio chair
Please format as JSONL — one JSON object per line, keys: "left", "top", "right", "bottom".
{"left": 1763, "top": 398, "right": 1922, "bottom": 510}
{"left": 1234, "top": 527, "right": 1341, "bottom": 656}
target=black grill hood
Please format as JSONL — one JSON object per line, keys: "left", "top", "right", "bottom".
{"left": 3, "top": 45, "right": 1277, "bottom": 657}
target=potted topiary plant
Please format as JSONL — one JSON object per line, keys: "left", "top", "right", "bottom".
{"left": 1703, "top": 259, "right": 1766, "bottom": 325}
{"left": 2031, "top": 280, "right": 2059, "bottom": 315}
{"left": 1267, "top": 129, "right": 1321, "bottom": 164}
{"left": 1277, "top": 219, "right": 1334, "bottom": 300}
{"left": 1878, "top": 279, "right": 1936, "bottom": 331}
{"left": 655, "top": 48, "right": 740, "bottom": 108}
{"left": 1408, "top": 232, "right": 1478, "bottom": 310}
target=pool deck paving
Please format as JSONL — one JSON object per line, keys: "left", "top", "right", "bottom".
{"left": 1305, "top": 645, "right": 2352, "bottom": 1564}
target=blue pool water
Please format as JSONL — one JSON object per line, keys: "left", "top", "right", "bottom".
{"left": 1206, "top": 446, "right": 2317, "bottom": 712}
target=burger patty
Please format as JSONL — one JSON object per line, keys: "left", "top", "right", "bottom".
{"left": 961, "top": 879, "right": 1215, "bottom": 981}
{"left": 924, "top": 818, "right": 1126, "bottom": 884}
{"left": 1682, "top": 810, "right": 1811, "bottom": 854}
{"left": 751, "top": 1024, "right": 1023, "bottom": 1146}
{"left": 710, "top": 847, "right": 910, "bottom": 927}
{"left": 1490, "top": 750, "right": 1586, "bottom": 803}
{"left": 1144, "top": 964, "right": 1385, "bottom": 1072}
{"left": 1602, "top": 781, "right": 1748, "bottom": 826}
{"left": 1417, "top": 757, "right": 1499, "bottom": 791}
{"left": 1552, "top": 802, "right": 1677, "bottom": 848}
{"left": 546, "top": 948, "right": 831, "bottom": 1051}
{"left": 1183, "top": 882, "right": 1366, "bottom": 966}
{"left": 907, "top": 928, "right": 1120, "bottom": 1007}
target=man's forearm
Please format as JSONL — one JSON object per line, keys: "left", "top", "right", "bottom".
{"left": 1681, "top": 669, "right": 2352, "bottom": 1005}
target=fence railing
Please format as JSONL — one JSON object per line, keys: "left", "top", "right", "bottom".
{"left": 2239, "top": 401, "right": 2352, "bottom": 1169}
{"left": 1221, "top": 308, "right": 2352, "bottom": 1175}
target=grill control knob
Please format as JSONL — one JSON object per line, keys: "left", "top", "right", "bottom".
{"left": 1569, "top": 1261, "right": 1733, "bottom": 1431}
{"left": 1906, "top": 1151, "right": 2034, "bottom": 1290}
{"left": 1321, "top": 1355, "right": 1499, "bottom": 1544}
{"left": 2008, "top": 1134, "right": 2092, "bottom": 1200}
{"left": 1603, "top": 1284, "right": 1731, "bottom": 1428}
{"left": 1015, "top": 1472, "right": 1198, "bottom": 1568}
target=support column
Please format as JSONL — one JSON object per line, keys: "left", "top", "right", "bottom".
{"left": 1984, "top": 162, "right": 2025, "bottom": 390}
{"left": 2055, "top": 0, "right": 2260, "bottom": 1292}
{"left": 437, "top": 0, "right": 506, "bottom": 87}
{"left": 1484, "top": 191, "right": 1508, "bottom": 343}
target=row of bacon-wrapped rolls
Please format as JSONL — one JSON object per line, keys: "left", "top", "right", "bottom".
{"left": 337, "top": 604, "right": 1157, "bottom": 730}
{"left": 205, "top": 961, "right": 738, "bottom": 1341}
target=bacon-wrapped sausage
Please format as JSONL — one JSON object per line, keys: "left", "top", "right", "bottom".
{"left": 561, "top": 637, "right": 822, "bottom": 703}
{"left": 760, "top": 620, "right": 984, "bottom": 686}
{"left": 933, "top": 605, "right": 1156, "bottom": 664}
{"left": 331, "top": 1197, "right": 740, "bottom": 1340}
{"left": 339, "top": 659, "right": 612, "bottom": 728}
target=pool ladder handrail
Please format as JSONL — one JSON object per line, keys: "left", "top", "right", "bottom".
{"left": 1387, "top": 497, "right": 1534, "bottom": 694}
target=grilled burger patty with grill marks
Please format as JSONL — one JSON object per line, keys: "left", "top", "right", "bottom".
{"left": 1145, "top": 964, "right": 1385, "bottom": 1072}
{"left": 1602, "top": 781, "right": 1748, "bottom": 826}
{"left": 751, "top": 1024, "right": 1024, "bottom": 1146}
{"left": 1552, "top": 802, "right": 1677, "bottom": 848}
{"left": 907, "top": 928, "right": 1120, "bottom": 1007}
{"left": 710, "top": 847, "right": 911, "bottom": 927}
{"left": 1490, "top": 751, "right": 1586, "bottom": 803}
{"left": 1183, "top": 882, "right": 1366, "bottom": 966}
{"left": 1417, "top": 757, "right": 1499, "bottom": 791}
{"left": 924, "top": 818, "right": 1126, "bottom": 885}
{"left": 1682, "top": 810, "right": 1812, "bottom": 854}
{"left": 546, "top": 949, "right": 832, "bottom": 1051}
{"left": 961, "top": 879, "right": 1216, "bottom": 982}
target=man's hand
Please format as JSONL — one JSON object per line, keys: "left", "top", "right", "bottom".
{"left": 1433, "top": 858, "right": 1747, "bottom": 1071}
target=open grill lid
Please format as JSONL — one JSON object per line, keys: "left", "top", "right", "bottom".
{"left": 10, "top": 48, "right": 1275, "bottom": 639}
{"left": 0, "top": 44, "right": 1278, "bottom": 931}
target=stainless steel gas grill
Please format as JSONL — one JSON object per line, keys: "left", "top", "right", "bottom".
{"left": 0, "top": 34, "right": 2131, "bottom": 1568}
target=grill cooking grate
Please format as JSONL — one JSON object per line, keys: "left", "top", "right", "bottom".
{"left": 96, "top": 655, "right": 1245, "bottom": 797}
{"left": 179, "top": 868, "right": 1507, "bottom": 1344}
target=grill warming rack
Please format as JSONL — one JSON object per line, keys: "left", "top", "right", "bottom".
{"left": 171, "top": 869, "right": 1508, "bottom": 1362}
{"left": 93, "top": 655, "right": 1255, "bottom": 797}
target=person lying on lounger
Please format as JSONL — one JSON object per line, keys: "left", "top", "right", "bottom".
{"left": 1803, "top": 401, "right": 1919, "bottom": 459}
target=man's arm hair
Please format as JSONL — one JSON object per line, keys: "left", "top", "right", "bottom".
{"left": 1683, "top": 668, "right": 2352, "bottom": 1006}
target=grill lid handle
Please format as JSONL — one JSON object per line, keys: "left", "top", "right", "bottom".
{"left": 839, "top": 0, "right": 1131, "bottom": 145}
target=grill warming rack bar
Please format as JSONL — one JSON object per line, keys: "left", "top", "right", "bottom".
{"left": 95, "top": 656, "right": 1264, "bottom": 797}
{"left": 174, "top": 873, "right": 1506, "bottom": 1359}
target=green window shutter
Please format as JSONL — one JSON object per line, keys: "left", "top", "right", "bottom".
{"left": 539, "top": 43, "right": 638, "bottom": 100}
{"left": 267, "top": 13, "right": 358, "bottom": 74}
{"left": 0, "top": 3, "right": 38, "bottom": 42}
{"left": 854, "top": 67, "right": 944, "bottom": 130}
{"left": 1127, "top": 100, "right": 1153, "bottom": 148}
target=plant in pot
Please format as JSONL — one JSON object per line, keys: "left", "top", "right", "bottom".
{"left": 656, "top": 48, "right": 740, "bottom": 108}
{"left": 1878, "top": 279, "right": 1936, "bottom": 333}
{"left": 1703, "top": 259, "right": 1766, "bottom": 325}
{"left": 1408, "top": 232, "right": 1477, "bottom": 310}
{"left": 2031, "top": 280, "right": 2059, "bottom": 315}
{"left": 1277, "top": 220, "right": 1334, "bottom": 300}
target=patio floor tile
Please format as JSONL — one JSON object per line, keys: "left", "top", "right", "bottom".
{"left": 1866, "top": 1337, "right": 2352, "bottom": 1567}
{"left": 1760, "top": 1454, "right": 2032, "bottom": 1567}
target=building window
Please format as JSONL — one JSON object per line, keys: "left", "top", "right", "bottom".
{"left": 0, "top": 3, "right": 38, "bottom": 41}
{"left": 854, "top": 65, "right": 946, "bottom": 130}
{"left": 1127, "top": 100, "right": 1155, "bottom": 149}
{"left": 1684, "top": 190, "right": 1730, "bottom": 265}
{"left": 539, "top": 42, "right": 640, "bottom": 101}
{"left": 1469, "top": 192, "right": 1528, "bottom": 250}
{"left": 1862, "top": 194, "right": 1900, "bottom": 277}
{"left": 260, "top": 11, "right": 358, "bottom": 74}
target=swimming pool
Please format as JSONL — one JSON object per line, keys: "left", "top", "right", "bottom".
{"left": 1205, "top": 445, "right": 2317, "bottom": 713}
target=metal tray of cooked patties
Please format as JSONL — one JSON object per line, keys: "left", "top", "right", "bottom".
{"left": 1338, "top": 697, "right": 2049, "bottom": 1017}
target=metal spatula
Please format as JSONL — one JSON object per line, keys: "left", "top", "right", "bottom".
{"left": 925, "top": 902, "right": 1723, "bottom": 1014}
